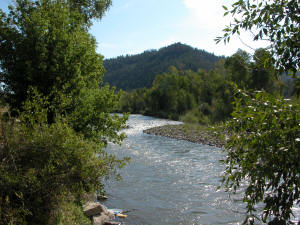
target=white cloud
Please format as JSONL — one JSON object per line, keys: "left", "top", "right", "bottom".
{"left": 182, "top": 0, "right": 229, "bottom": 30}
{"left": 179, "top": 0, "right": 271, "bottom": 56}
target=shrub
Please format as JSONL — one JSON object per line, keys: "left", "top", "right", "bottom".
{"left": 0, "top": 96, "right": 128, "bottom": 225}
{"left": 222, "top": 89, "right": 300, "bottom": 224}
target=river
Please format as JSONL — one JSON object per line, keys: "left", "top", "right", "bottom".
{"left": 103, "top": 114, "right": 299, "bottom": 225}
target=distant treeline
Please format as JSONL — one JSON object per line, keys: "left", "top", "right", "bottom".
{"left": 118, "top": 49, "right": 286, "bottom": 123}
{"left": 103, "top": 42, "right": 223, "bottom": 90}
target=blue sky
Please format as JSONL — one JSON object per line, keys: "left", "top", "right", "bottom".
{"left": 0, "top": 0, "right": 269, "bottom": 59}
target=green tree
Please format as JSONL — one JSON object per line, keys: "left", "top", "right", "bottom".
{"left": 0, "top": 0, "right": 126, "bottom": 143}
{"left": 224, "top": 49, "right": 251, "bottom": 88}
{"left": 117, "top": 65, "right": 237, "bottom": 123}
{"left": 250, "top": 48, "right": 278, "bottom": 91}
{"left": 217, "top": 0, "right": 300, "bottom": 224}
{"left": 216, "top": 0, "right": 300, "bottom": 74}
{"left": 68, "top": 0, "right": 112, "bottom": 24}
{"left": 0, "top": 0, "right": 102, "bottom": 110}
{"left": 293, "top": 78, "right": 300, "bottom": 98}
{"left": 0, "top": 0, "right": 128, "bottom": 224}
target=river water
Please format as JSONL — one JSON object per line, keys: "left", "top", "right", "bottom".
{"left": 103, "top": 114, "right": 299, "bottom": 225}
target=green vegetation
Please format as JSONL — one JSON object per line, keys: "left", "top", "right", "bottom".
{"left": 0, "top": 99, "right": 126, "bottom": 224}
{"left": 0, "top": 0, "right": 127, "bottom": 224}
{"left": 103, "top": 43, "right": 223, "bottom": 90}
{"left": 0, "top": 0, "right": 298, "bottom": 224}
{"left": 217, "top": 0, "right": 300, "bottom": 224}
{"left": 222, "top": 89, "right": 299, "bottom": 224}
{"left": 216, "top": 0, "right": 299, "bottom": 75}
{"left": 0, "top": 0, "right": 126, "bottom": 143}
{"left": 118, "top": 48, "right": 280, "bottom": 123}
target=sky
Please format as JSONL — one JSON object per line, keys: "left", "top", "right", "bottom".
{"left": 0, "top": 0, "right": 270, "bottom": 59}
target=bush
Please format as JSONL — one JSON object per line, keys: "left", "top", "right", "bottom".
{"left": 222, "top": 89, "right": 300, "bottom": 224}
{"left": 0, "top": 97, "right": 128, "bottom": 225}
{"left": 180, "top": 109, "right": 210, "bottom": 125}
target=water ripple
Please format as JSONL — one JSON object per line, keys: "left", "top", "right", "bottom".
{"left": 104, "top": 115, "right": 299, "bottom": 225}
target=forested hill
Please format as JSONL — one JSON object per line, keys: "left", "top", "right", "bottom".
{"left": 103, "top": 43, "right": 224, "bottom": 90}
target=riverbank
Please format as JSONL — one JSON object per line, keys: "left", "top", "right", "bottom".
{"left": 143, "top": 123, "right": 225, "bottom": 148}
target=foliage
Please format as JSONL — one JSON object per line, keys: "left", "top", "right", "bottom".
{"left": 0, "top": 0, "right": 95, "bottom": 110}
{"left": 223, "top": 49, "right": 279, "bottom": 92}
{"left": 0, "top": 1, "right": 128, "bottom": 224}
{"left": 118, "top": 67, "right": 206, "bottom": 120}
{"left": 217, "top": 0, "right": 300, "bottom": 223}
{"left": 62, "top": 84, "right": 128, "bottom": 145}
{"left": 222, "top": 89, "right": 300, "bottom": 224}
{"left": 216, "top": 0, "right": 300, "bottom": 74}
{"left": 118, "top": 66, "right": 234, "bottom": 122}
{"left": 179, "top": 109, "right": 210, "bottom": 125}
{"left": 0, "top": 2, "right": 78, "bottom": 102}
{"left": 118, "top": 48, "right": 280, "bottom": 124}
{"left": 224, "top": 49, "right": 251, "bottom": 88}
{"left": 250, "top": 49, "right": 278, "bottom": 92}
{"left": 0, "top": 95, "right": 128, "bottom": 225}
{"left": 68, "top": 0, "right": 112, "bottom": 25}
{"left": 293, "top": 77, "right": 300, "bottom": 97}
{"left": 0, "top": 0, "right": 127, "bottom": 143}
{"left": 103, "top": 43, "right": 223, "bottom": 90}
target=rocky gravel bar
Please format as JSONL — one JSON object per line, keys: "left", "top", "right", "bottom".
{"left": 143, "top": 124, "right": 225, "bottom": 148}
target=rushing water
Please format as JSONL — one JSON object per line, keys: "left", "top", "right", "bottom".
{"left": 103, "top": 114, "right": 299, "bottom": 225}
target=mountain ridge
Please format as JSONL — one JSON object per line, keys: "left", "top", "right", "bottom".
{"left": 103, "top": 42, "right": 224, "bottom": 90}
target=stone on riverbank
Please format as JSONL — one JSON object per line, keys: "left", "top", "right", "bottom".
{"left": 92, "top": 213, "right": 110, "bottom": 225}
{"left": 84, "top": 202, "right": 115, "bottom": 225}
{"left": 83, "top": 202, "right": 108, "bottom": 217}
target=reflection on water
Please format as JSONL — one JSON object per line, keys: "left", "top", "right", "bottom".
{"left": 103, "top": 114, "right": 299, "bottom": 225}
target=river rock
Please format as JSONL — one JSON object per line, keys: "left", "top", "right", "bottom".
{"left": 83, "top": 202, "right": 108, "bottom": 217}
{"left": 92, "top": 212, "right": 110, "bottom": 225}
{"left": 97, "top": 194, "right": 108, "bottom": 200}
